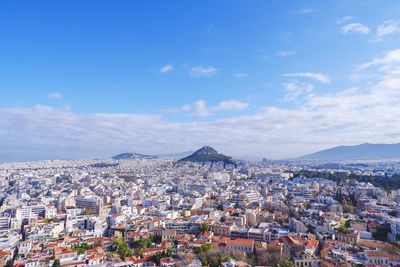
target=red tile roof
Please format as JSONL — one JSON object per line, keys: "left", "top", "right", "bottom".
{"left": 227, "top": 238, "right": 254, "bottom": 247}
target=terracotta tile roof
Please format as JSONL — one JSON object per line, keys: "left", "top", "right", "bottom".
{"left": 125, "top": 231, "right": 139, "bottom": 237}
{"left": 367, "top": 221, "right": 381, "bottom": 228}
{"left": 269, "top": 240, "right": 282, "bottom": 249}
{"left": 86, "top": 246, "right": 104, "bottom": 254}
{"left": 359, "top": 239, "right": 396, "bottom": 251}
{"left": 227, "top": 238, "right": 254, "bottom": 247}
{"left": 128, "top": 255, "right": 153, "bottom": 264}
{"left": 306, "top": 239, "right": 319, "bottom": 249}
{"left": 54, "top": 247, "right": 75, "bottom": 255}
{"left": 366, "top": 251, "right": 389, "bottom": 257}
{"left": 0, "top": 250, "right": 11, "bottom": 259}
{"left": 61, "top": 261, "right": 85, "bottom": 267}
{"left": 87, "top": 253, "right": 105, "bottom": 260}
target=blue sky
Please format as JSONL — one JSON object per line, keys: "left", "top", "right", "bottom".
{"left": 1, "top": 1, "right": 400, "bottom": 161}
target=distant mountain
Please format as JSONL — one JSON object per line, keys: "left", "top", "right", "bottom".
{"left": 299, "top": 143, "right": 400, "bottom": 161}
{"left": 157, "top": 151, "right": 193, "bottom": 159}
{"left": 177, "top": 146, "right": 236, "bottom": 166}
{"left": 112, "top": 152, "right": 158, "bottom": 160}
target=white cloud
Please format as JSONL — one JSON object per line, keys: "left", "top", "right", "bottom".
{"left": 217, "top": 100, "right": 249, "bottom": 111}
{"left": 2, "top": 50, "right": 400, "bottom": 160}
{"left": 374, "top": 20, "right": 400, "bottom": 41}
{"left": 283, "top": 81, "right": 314, "bottom": 103}
{"left": 336, "top": 16, "right": 353, "bottom": 24}
{"left": 348, "top": 73, "right": 377, "bottom": 82}
{"left": 190, "top": 66, "right": 219, "bottom": 77}
{"left": 277, "top": 50, "right": 296, "bottom": 57}
{"left": 360, "top": 48, "right": 400, "bottom": 69}
{"left": 181, "top": 100, "right": 209, "bottom": 116}
{"left": 282, "top": 72, "right": 331, "bottom": 84}
{"left": 295, "top": 7, "right": 316, "bottom": 14}
{"left": 341, "top": 23, "right": 370, "bottom": 34}
{"left": 172, "top": 99, "right": 249, "bottom": 116}
{"left": 232, "top": 73, "right": 248, "bottom": 79}
{"left": 159, "top": 64, "right": 174, "bottom": 73}
{"left": 47, "top": 92, "right": 62, "bottom": 100}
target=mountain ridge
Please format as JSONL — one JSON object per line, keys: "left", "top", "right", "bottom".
{"left": 112, "top": 152, "right": 158, "bottom": 160}
{"left": 112, "top": 151, "right": 194, "bottom": 160}
{"left": 298, "top": 143, "right": 400, "bottom": 161}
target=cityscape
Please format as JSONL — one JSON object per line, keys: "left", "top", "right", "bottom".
{"left": 1, "top": 146, "right": 400, "bottom": 266}
{"left": 1, "top": 1, "right": 400, "bottom": 267}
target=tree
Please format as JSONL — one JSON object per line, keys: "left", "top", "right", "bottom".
{"left": 196, "top": 248, "right": 249, "bottom": 267}
{"left": 200, "top": 222, "right": 211, "bottom": 233}
{"left": 45, "top": 217, "right": 59, "bottom": 223}
{"left": 343, "top": 204, "right": 355, "bottom": 214}
{"left": 335, "top": 189, "right": 343, "bottom": 204}
{"left": 337, "top": 224, "right": 347, "bottom": 233}
{"left": 151, "top": 247, "right": 174, "bottom": 264}
{"left": 294, "top": 170, "right": 400, "bottom": 191}
{"left": 84, "top": 209, "right": 97, "bottom": 215}
{"left": 73, "top": 243, "right": 91, "bottom": 255}
{"left": 149, "top": 235, "right": 162, "bottom": 244}
{"left": 134, "top": 248, "right": 143, "bottom": 257}
{"left": 196, "top": 243, "right": 214, "bottom": 254}
{"left": 274, "top": 259, "right": 294, "bottom": 267}
{"left": 373, "top": 225, "right": 390, "bottom": 242}
{"left": 113, "top": 238, "right": 132, "bottom": 260}
{"left": 131, "top": 237, "right": 152, "bottom": 249}
{"left": 52, "top": 259, "right": 61, "bottom": 267}
{"left": 349, "top": 193, "right": 357, "bottom": 206}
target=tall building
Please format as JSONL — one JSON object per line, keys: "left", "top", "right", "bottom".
{"left": 75, "top": 196, "right": 103, "bottom": 214}
{"left": 15, "top": 205, "right": 46, "bottom": 221}
{"left": 0, "top": 215, "right": 10, "bottom": 230}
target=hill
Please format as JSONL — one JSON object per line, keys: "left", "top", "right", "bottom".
{"left": 299, "top": 143, "right": 400, "bottom": 161}
{"left": 177, "top": 146, "right": 236, "bottom": 166}
{"left": 112, "top": 152, "right": 158, "bottom": 160}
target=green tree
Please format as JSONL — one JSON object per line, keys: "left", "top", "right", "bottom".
{"left": 84, "top": 209, "right": 97, "bottom": 215}
{"left": 52, "top": 259, "right": 61, "bottom": 267}
{"left": 151, "top": 247, "right": 174, "bottom": 264}
{"left": 114, "top": 238, "right": 132, "bottom": 260}
{"left": 337, "top": 224, "right": 347, "bottom": 233}
{"left": 133, "top": 247, "right": 143, "bottom": 257}
{"left": 200, "top": 222, "right": 211, "bottom": 233}
{"left": 349, "top": 193, "right": 357, "bottom": 206}
{"left": 274, "top": 259, "right": 293, "bottom": 267}
{"left": 73, "top": 243, "right": 91, "bottom": 255}
{"left": 196, "top": 243, "right": 214, "bottom": 254}
{"left": 373, "top": 225, "right": 390, "bottom": 242}
{"left": 335, "top": 189, "right": 343, "bottom": 204}
{"left": 131, "top": 237, "right": 153, "bottom": 248}
{"left": 149, "top": 235, "right": 162, "bottom": 244}
{"left": 343, "top": 204, "right": 355, "bottom": 214}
